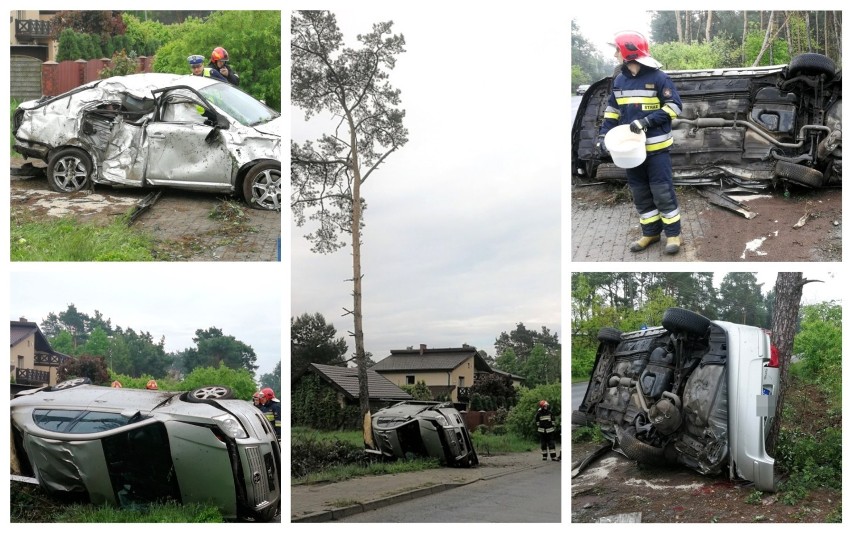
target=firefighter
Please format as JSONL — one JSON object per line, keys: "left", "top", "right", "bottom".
{"left": 258, "top": 387, "right": 281, "bottom": 440}
{"left": 535, "top": 400, "right": 558, "bottom": 460}
{"left": 146, "top": 379, "right": 158, "bottom": 390}
{"left": 252, "top": 391, "right": 264, "bottom": 408}
{"left": 598, "top": 30, "right": 684, "bottom": 255}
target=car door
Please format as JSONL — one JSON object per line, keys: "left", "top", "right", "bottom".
{"left": 144, "top": 86, "right": 234, "bottom": 190}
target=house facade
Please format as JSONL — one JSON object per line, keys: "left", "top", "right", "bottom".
{"left": 371, "top": 344, "right": 523, "bottom": 405}
{"left": 10, "top": 318, "right": 70, "bottom": 386}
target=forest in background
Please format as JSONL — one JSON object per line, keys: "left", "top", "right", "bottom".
{"left": 572, "top": 10, "right": 842, "bottom": 91}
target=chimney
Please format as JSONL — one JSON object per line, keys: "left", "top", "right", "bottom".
{"left": 419, "top": 343, "right": 426, "bottom": 355}
{"left": 19, "top": 316, "right": 27, "bottom": 322}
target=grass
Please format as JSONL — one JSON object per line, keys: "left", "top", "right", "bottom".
{"left": 293, "top": 456, "right": 440, "bottom": 485}
{"left": 11, "top": 210, "right": 154, "bottom": 261}
{"left": 290, "top": 425, "right": 536, "bottom": 485}
{"left": 11, "top": 484, "right": 223, "bottom": 523}
{"left": 470, "top": 429, "right": 536, "bottom": 454}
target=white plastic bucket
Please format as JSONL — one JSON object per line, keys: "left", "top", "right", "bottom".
{"left": 604, "top": 124, "right": 647, "bottom": 168}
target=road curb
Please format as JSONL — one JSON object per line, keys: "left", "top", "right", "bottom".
{"left": 290, "top": 462, "right": 553, "bottom": 523}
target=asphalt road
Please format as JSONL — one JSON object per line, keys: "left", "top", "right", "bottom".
{"left": 572, "top": 381, "right": 588, "bottom": 411}
{"left": 339, "top": 463, "right": 561, "bottom": 523}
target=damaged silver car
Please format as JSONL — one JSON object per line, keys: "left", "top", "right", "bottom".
{"left": 573, "top": 308, "right": 780, "bottom": 491}
{"left": 10, "top": 379, "right": 281, "bottom": 521}
{"left": 13, "top": 73, "right": 281, "bottom": 210}
{"left": 365, "top": 401, "right": 479, "bottom": 467}
{"left": 572, "top": 53, "right": 841, "bottom": 190}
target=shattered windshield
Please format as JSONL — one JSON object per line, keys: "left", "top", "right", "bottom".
{"left": 199, "top": 82, "right": 279, "bottom": 128}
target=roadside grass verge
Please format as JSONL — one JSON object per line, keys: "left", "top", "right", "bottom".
{"left": 291, "top": 425, "right": 537, "bottom": 485}
{"left": 11, "top": 209, "right": 154, "bottom": 261}
{"left": 470, "top": 428, "right": 536, "bottom": 454}
{"left": 291, "top": 428, "right": 439, "bottom": 484}
{"left": 11, "top": 483, "right": 223, "bottom": 523}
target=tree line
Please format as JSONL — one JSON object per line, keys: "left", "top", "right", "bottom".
{"left": 291, "top": 311, "right": 561, "bottom": 389}
{"left": 37, "top": 304, "right": 278, "bottom": 392}
{"left": 571, "top": 272, "right": 775, "bottom": 377}
{"left": 572, "top": 10, "right": 841, "bottom": 91}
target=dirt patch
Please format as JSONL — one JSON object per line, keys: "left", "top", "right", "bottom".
{"left": 10, "top": 158, "right": 280, "bottom": 261}
{"left": 571, "top": 183, "right": 841, "bottom": 262}
{"left": 571, "top": 440, "right": 838, "bottom": 523}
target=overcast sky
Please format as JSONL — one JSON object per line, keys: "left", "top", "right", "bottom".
{"left": 573, "top": 10, "right": 653, "bottom": 58}
{"left": 9, "top": 265, "right": 282, "bottom": 378}
{"left": 290, "top": 6, "right": 566, "bottom": 363}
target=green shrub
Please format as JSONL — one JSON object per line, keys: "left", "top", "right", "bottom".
{"left": 505, "top": 383, "right": 561, "bottom": 441}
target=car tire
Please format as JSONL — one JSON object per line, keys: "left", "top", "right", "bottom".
{"left": 788, "top": 53, "right": 836, "bottom": 80}
{"left": 47, "top": 147, "right": 93, "bottom": 193}
{"left": 662, "top": 307, "right": 711, "bottom": 336}
{"left": 242, "top": 162, "right": 281, "bottom": 210}
{"left": 597, "top": 327, "right": 623, "bottom": 344}
{"left": 774, "top": 160, "right": 825, "bottom": 188}
{"left": 572, "top": 410, "right": 594, "bottom": 427}
{"left": 247, "top": 504, "right": 280, "bottom": 522}
{"left": 595, "top": 164, "right": 628, "bottom": 182}
{"left": 50, "top": 377, "right": 92, "bottom": 391}
{"left": 616, "top": 425, "right": 665, "bottom": 464}
{"left": 186, "top": 385, "right": 235, "bottom": 402}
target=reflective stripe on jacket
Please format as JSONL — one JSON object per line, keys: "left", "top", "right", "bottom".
{"left": 599, "top": 63, "right": 682, "bottom": 154}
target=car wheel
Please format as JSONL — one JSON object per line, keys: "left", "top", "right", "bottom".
{"left": 662, "top": 307, "right": 711, "bottom": 336}
{"left": 47, "top": 147, "right": 93, "bottom": 193}
{"left": 247, "top": 503, "right": 280, "bottom": 522}
{"left": 186, "top": 385, "right": 235, "bottom": 402}
{"left": 595, "top": 164, "right": 628, "bottom": 182}
{"left": 615, "top": 425, "right": 666, "bottom": 464}
{"left": 597, "top": 327, "right": 623, "bottom": 344}
{"left": 572, "top": 410, "right": 594, "bottom": 427}
{"left": 50, "top": 377, "right": 92, "bottom": 391}
{"left": 242, "top": 162, "right": 281, "bottom": 210}
{"left": 774, "top": 161, "right": 825, "bottom": 188}
{"left": 788, "top": 53, "right": 836, "bottom": 80}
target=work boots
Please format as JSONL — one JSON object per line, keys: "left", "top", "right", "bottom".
{"left": 665, "top": 235, "right": 681, "bottom": 255}
{"left": 629, "top": 234, "right": 660, "bottom": 252}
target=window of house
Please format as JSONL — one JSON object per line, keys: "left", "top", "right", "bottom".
{"left": 458, "top": 376, "right": 465, "bottom": 387}
{"left": 406, "top": 375, "right": 415, "bottom": 385}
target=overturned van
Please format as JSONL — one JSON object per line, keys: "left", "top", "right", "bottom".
{"left": 365, "top": 401, "right": 479, "bottom": 467}
{"left": 573, "top": 307, "right": 780, "bottom": 491}
{"left": 572, "top": 53, "right": 841, "bottom": 190}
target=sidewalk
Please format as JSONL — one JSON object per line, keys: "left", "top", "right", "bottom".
{"left": 291, "top": 452, "right": 559, "bottom": 522}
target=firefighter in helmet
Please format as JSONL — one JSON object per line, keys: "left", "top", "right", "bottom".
{"left": 598, "top": 30, "right": 684, "bottom": 255}
{"left": 209, "top": 47, "right": 240, "bottom": 86}
{"left": 257, "top": 387, "right": 281, "bottom": 439}
{"left": 535, "top": 400, "right": 558, "bottom": 460}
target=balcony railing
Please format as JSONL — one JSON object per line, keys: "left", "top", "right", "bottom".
{"left": 15, "top": 19, "right": 52, "bottom": 41}
{"left": 34, "top": 352, "right": 65, "bottom": 367}
{"left": 16, "top": 368, "right": 50, "bottom": 386}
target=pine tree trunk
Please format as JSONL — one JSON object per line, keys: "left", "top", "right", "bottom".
{"left": 348, "top": 114, "right": 370, "bottom": 420}
{"left": 765, "top": 272, "right": 805, "bottom": 454}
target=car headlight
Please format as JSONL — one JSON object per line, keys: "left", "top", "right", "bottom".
{"left": 434, "top": 414, "right": 450, "bottom": 428}
{"left": 213, "top": 414, "right": 248, "bottom": 439}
